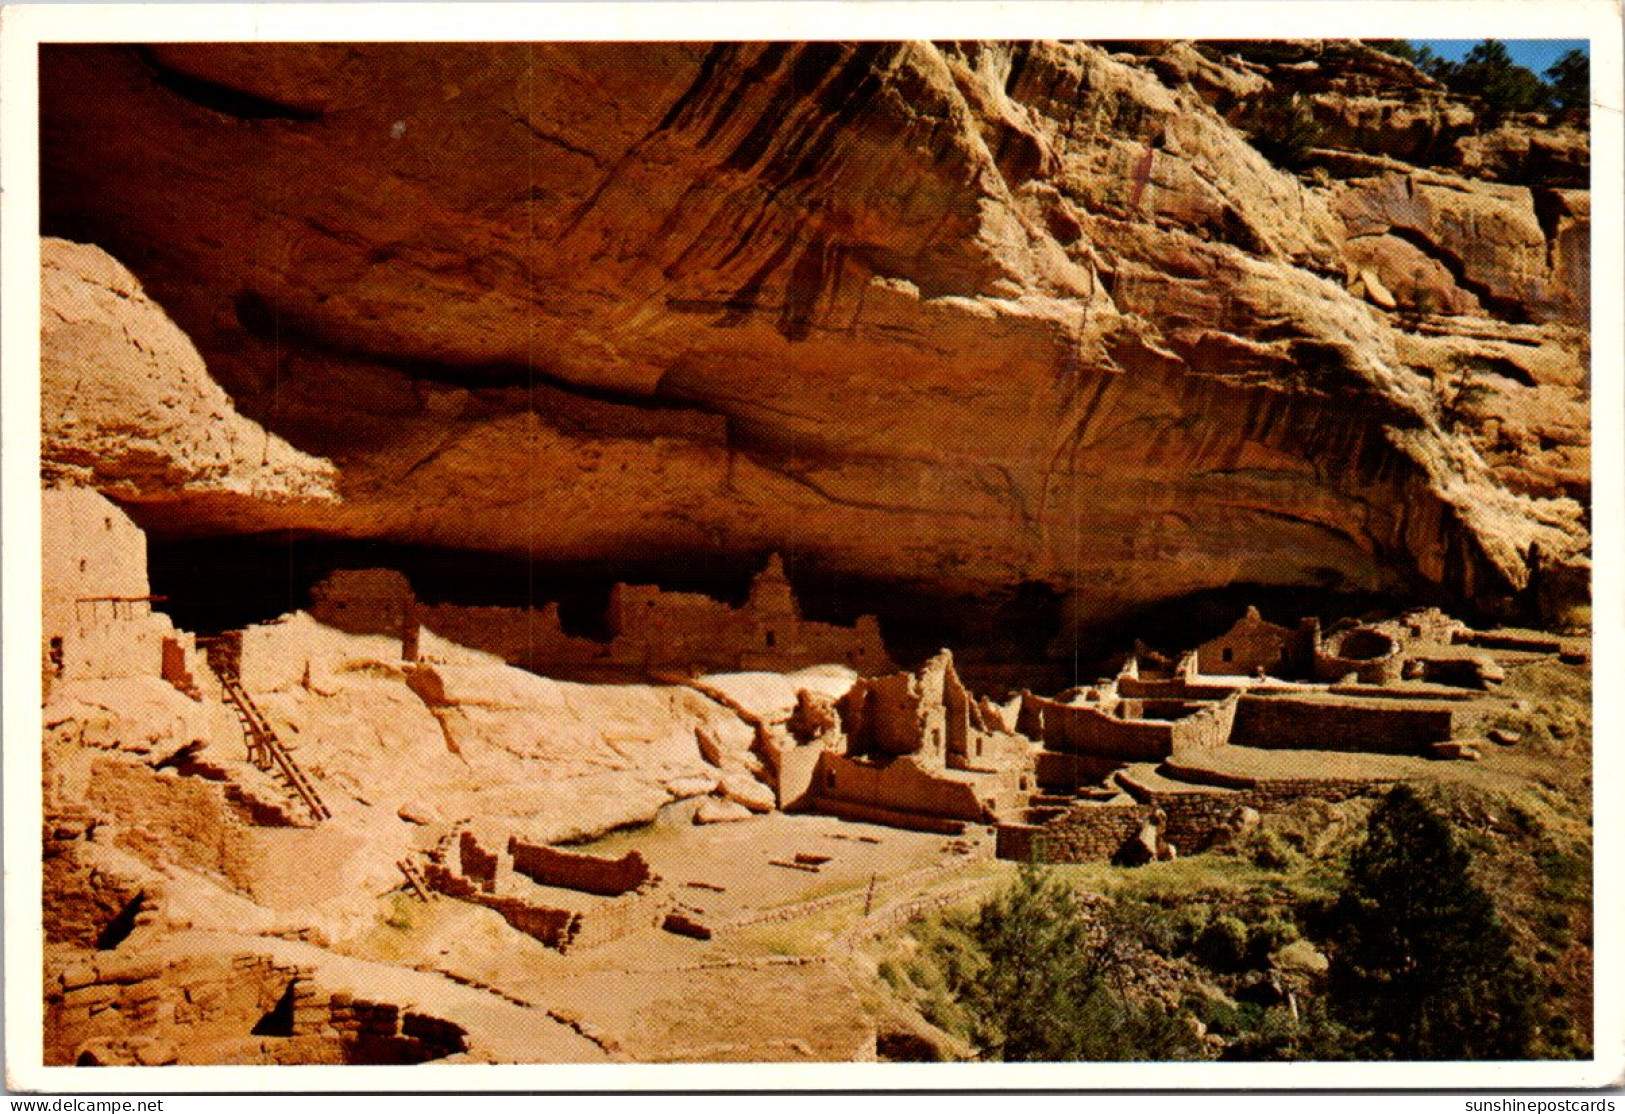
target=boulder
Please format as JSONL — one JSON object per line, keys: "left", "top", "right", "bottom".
{"left": 664, "top": 775, "right": 719, "bottom": 800}
{"left": 1428, "top": 740, "right": 1483, "bottom": 761}
{"left": 397, "top": 804, "right": 438, "bottom": 826}
{"left": 693, "top": 797, "right": 753, "bottom": 825}
{"left": 718, "top": 773, "right": 776, "bottom": 814}
{"left": 1115, "top": 821, "right": 1162, "bottom": 867}
{"left": 40, "top": 238, "right": 338, "bottom": 507}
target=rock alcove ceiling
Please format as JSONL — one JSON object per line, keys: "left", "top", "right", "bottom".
{"left": 40, "top": 39, "right": 1591, "bottom": 664}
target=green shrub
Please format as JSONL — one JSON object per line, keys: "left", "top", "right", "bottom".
{"left": 897, "top": 868, "right": 1208, "bottom": 1061}
{"left": 1247, "top": 914, "right": 1300, "bottom": 966}
{"left": 1325, "top": 785, "right": 1537, "bottom": 1059}
{"left": 1546, "top": 49, "right": 1589, "bottom": 114}
{"left": 1247, "top": 829, "right": 1299, "bottom": 871}
{"left": 1195, "top": 913, "right": 1252, "bottom": 973}
{"left": 1235, "top": 89, "right": 1324, "bottom": 169}
{"left": 1221, "top": 1001, "right": 1358, "bottom": 1062}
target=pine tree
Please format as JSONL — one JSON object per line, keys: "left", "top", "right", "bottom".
{"left": 1546, "top": 49, "right": 1590, "bottom": 114}
{"left": 956, "top": 867, "right": 1199, "bottom": 1061}
{"left": 1452, "top": 40, "right": 1554, "bottom": 118}
{"left": 1326, "top": 785, "right": 1536, "bottom": 1059}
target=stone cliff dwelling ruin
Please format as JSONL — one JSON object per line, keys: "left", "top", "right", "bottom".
{"left": 42, "top": 487, "right": 203, "bottom": 703}
{"left": 31, "top": 33, "right": 1595, "bottom": 1068}
{"left": 39, "top": 471, "right": 1590, "bottom": 1064}
{"left": 423, "top": 830, "right": 675, "bottom": 952}
{"left": 307, "top": 556, "right": 896, "bottom": 682}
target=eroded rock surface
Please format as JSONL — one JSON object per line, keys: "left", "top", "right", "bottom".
{"left": 41, "top": 239, "right": 338, "bottom": 510}
{"left": 40, "top": 39, "right": 1590, "bottom": 636}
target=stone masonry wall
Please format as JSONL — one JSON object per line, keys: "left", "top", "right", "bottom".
{"left": 45, "top": 948, "right": 466, "bottom": 1065}
{"left": 814, "top": 751, "right": 998, "bottom": 822}
{"left": 1037, "top": 699, "right": 1176, "bottom": 760}
{"left": 426, "top": 830, "right": 671, "bottom": 952}
{"left": 1168, "top": 694, "right": 1239, "bottom": 754}
{"left": 1234, "top": 694, "right": 1456, "bottom": 753}
{"left": 998, "top": 777, "right": 1394, "bottom": 863}
{"left": 506, "top": 839, "right": 651, "bottom": 897}
{"left": 78, "top": 757, "right": 258, "bottom": 890}
{"left": 1033, "top": 749, "right": 1128, "bottom": 791}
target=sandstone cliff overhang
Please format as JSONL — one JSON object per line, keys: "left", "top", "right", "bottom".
{"left": 38, "top": 40, "right": 1590, "bottom": 632}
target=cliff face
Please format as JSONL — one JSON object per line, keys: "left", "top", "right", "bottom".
{"left": 39, "top": 40, "right": 1590, "bottom": 638}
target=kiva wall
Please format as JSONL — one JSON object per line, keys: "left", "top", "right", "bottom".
{"left": 812, "top": 752, "right": 1002, "bottom": 823}
{"left": 1036, "top": 699, "right": 1176, "bottom": 761}
{"left": 1233, "top": 695, "right": 1456, "bottom": 753}
{"left": 998, "top": 776, "right": 1394, "bottom": 863}
{"left": 46, "top": 950, "right": 468, "bottom": 1066}
{"left": 505, "top": 839, "right": 651, "bottom": 897}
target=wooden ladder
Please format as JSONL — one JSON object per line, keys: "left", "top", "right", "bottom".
{"left": 217, "top": 671, "right": 331, "bottom": 823}
{"left": 397, "top": 857, "right": 436, "bottom": 902}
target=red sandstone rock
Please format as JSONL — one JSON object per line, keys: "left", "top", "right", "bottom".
{"left": 41, "top": 240, "right": 337, "bottom": 511}
{"left": 693, "top": 797, "right": 754, "bottom": 825}
{"left": 718, "top": 773, "right": 776, "bottom": 814}
{"left": 37, "top": 41, "right": 1590, "bottom": 624}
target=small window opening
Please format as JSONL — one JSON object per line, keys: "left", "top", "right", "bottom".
{"left": 251, "top": 981, "right": 298, "bottom": 1037}
{"left": 1222, "top": 646, "right": 1234, "bottom": 663}
{"left": 765, "top": 630, "right": 776, "bottom": 648}
{"left": 95, "top": 892, "right": 146, "bottom": 951}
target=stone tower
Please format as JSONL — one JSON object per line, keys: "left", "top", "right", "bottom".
{"left": 747, "top": 554, "right": 798, "bottom": 619}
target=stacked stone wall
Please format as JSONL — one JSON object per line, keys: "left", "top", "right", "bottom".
{"left": 426, "top": 830, "right": 671, "bottom": 952}
{"left": 1168, "top": 694, "right": 1239, "bottom": 753}
{"left": 1037, "top": 700, "right": 1176, "bottom": 760}
{"left": 813, "top": 752, "right": 1008, "bottom": 822}
{"left": 506, "top": 840, "right": 651, "bottom": 897}
{"left": 78, "top": 758, "right": 257, "bottom": 890}
{"left": 45, "top": 949, "right": 465, "bottom": 1065}
{"left": 998, "top": 777, "right": 1394, "bottom": 863}
{"left": 1033, "top": 749, "right": 1127, "bottom": 791}
{"left": 1234, "top": 695, "right": 1455, "bottom": 753}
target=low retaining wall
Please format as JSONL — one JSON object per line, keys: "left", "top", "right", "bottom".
{"left": 803, "top": 796, "right": 968, "bottom": 836}
{"left": 997, "top": 775, "right": 1396, "bottom": 864}
{"left": 507, "top": 840, "right": 650, "bottom": 897}
{"left": 1034, "top": 750, "right": 1126, "bottom": 791}
{"left": 1234, "top": 695, "right": 1456, "bottom": 754}
{"left": 1464, "top": 631, "right": 1561, "bottom": 653}
{"left": 426, "top": 831, "right": 671, "bottom": 952}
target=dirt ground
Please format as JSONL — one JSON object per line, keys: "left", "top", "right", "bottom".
{"left": 332, "top": 810, "right": 1007, "bottom": 1061}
